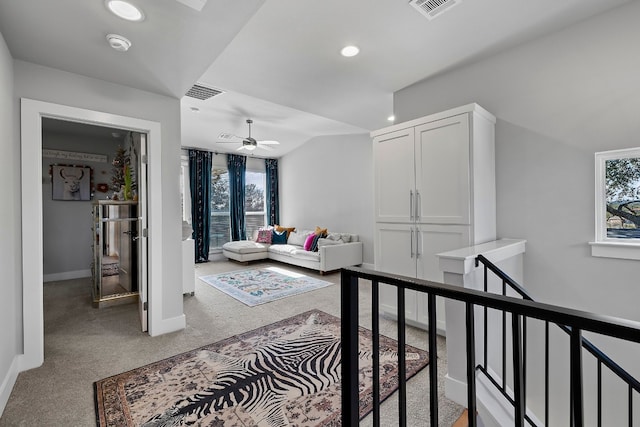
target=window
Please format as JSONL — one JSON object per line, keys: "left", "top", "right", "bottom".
{"left": 590, "top": 147, "right": 640, "bottom": 260}
{"left": 180, "top": 154, "right": 191, "bottom": 224}
{"left": 207, "top": 156, "right": 267, "bottom": 249}
{"left": 210, "top": 157, "right": 231, "bottom": 249}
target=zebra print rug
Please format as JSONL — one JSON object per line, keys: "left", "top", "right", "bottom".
{"left": 94, "top": 310, "right": 429, "bottom": 427}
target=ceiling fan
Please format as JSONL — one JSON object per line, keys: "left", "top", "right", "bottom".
{"left": 217, "top": 119, "right": 280, "bottom": 151}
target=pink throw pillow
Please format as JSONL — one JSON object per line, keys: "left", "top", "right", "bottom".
{"left": 303, "top": 233, "right": 315, "bottom": 251}
{"left": 256, "top": 229, "right": 272, "bottom": 244}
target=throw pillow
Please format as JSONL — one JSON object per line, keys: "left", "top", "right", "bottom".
{"left": 317, "top": 237, "right": 344, "bottom": 248}
{"left": 303, "top": 233, "right": 316, "bottom": 251}
{"left": 271, "top": 230, "right": 287, "bottom": 245}
{"left": 274, "top": 225, "right": 296, "bottom": 238}
{"left": 315, "top": 226, "right": 328, "bottom": 235}
{"left": 310, "top": 234, "right": 323, "bottom": 252}
{"left": 256, "top": 229, "right": 272, "bottom": 244}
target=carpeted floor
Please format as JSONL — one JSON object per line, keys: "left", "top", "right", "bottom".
{"left": 0, "top": 259, "right": 463, "bottom": 426}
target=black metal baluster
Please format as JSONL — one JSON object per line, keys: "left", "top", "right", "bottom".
{"left": 428, "top": 293, "right": 438, "bottom": 426}
{"left": 629, "top": 384, "right": 633, "bottom": 427}
{"left": 523, "top": 316, "right": 527, "bottom": 419}
{"left": 502, "top": 280, "right": 507, "bottom": 390}
{"left": 466, "top": 302, "right": 477, "bottom": 427}
{"left": 512, "top": 313, "right": 525, "bottom": 427}
{"left": 397, "top": 286, "right": 407, "bottom": 427}
{"left": 570, "top": 327, "right": 584, "bottom": 427}
{"left": 597, "top": 360, "right": 602, "bottom": 427}
{"left": 340, "top": 270, "right": 360, "bottom": 427}
{"left": 545, "top": 321, "right": 550, "bottom": 427}
{"left": 372, "top": 280, "right": 380, "bottom": 427}
{"left": 484, "top": 265, "right": 488, "bottom": 369}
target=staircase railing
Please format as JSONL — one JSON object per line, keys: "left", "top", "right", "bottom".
{"left": 340, "top": 266, "right": 640, "bottom": 427}
{"left": 475, "top": 254, "right": 640, "bottom": 426}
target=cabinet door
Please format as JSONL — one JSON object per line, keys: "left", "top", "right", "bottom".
{"left": 373, "top": 128, "right": 415, "bottom": 223}
{"left": 415, "top": 224, "right": 471, "bottom": 331}
{"left": 415, "top": 114, "right": 471, "bottom": 224}
{"left": 374, "top": 223, "right": 417, "bottom": 319}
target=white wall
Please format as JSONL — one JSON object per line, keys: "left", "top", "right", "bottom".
{"left": 280, "top": 133, "right": 374, "bottom": 265}
{"left": 13, "top": 61, "right": 184, "bottom": 326}
{"left": 394, "top": 2, "right": 640, "bottom": 425}
{"left": 0, "top": 31, "right": 20, "bottom": 416}
{"left": 42, "top": 132, "right": 121, "bottom": 278}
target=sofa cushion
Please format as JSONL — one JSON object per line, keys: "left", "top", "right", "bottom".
{"left": 303, "top": 234, "right": 315, "bottom": 251}
{"left": 268, "top": 244, "right": 299, "bottom": 256}
{"left": 274, "top": 225, "right": 296, "bottom": 238}
{"left": 287, "top": 231, "right": 311, "bottom": 247}
{"left": 315, "top": 226, "right": 328, "bottom": 235}
{"left": 317, "top": 238, "right": 342, "bottom": 247}
{"left": 222, "top": 240, "right": 269, "bottom": 254}
{"left": 256, "top": 229, "right": 272, "bottom": 243}
{"left": 291, "top": 249, "right": 320, "bottom": 261}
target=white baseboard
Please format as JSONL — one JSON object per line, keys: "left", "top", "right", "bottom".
{"left": 43, "top": 269, "right": 91, "bottom": 282}
{"left": 0, "top": 356, "right": 20, "bottom": 417}
{"left": 149, "top": 314, "right": 186, "bottom": 337}
{"left": 445, "top": 374, "right": 468, "bottom": 407}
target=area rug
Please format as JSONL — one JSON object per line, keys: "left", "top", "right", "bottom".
{"left": 199, "top": 266, "right": 334, "bottom": 306}
{"left": 94, "top": 310, "right": 429, "bottom": 427}
{"left": 101, "top": 262, "right": 119, "bottom": 277}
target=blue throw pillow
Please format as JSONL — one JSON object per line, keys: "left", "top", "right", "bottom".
{"left": 272, "top": 230, "right": 287, "bottom": 245}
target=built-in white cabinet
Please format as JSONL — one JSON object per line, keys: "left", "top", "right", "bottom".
{"left": 372, "top": 103, "right": 496, "bottom": 333}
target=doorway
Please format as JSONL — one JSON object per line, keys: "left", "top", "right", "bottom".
{"left": 20, "top": 99, "right": 162, "bottom": 371}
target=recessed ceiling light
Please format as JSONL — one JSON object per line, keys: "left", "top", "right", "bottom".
{"left": 105, "top": 0, "right": 144, "bottom": 22}
{"left": 190, "top": 107, "right": 200, "bottom": 113}
{"left": 106, "top": 34, "right": 132, "bottom": 52}
{"left": 387, "top": 115, "right": 396, "bottom": 122}
{"left": 340, "top": 45, "right": 360, "bottom": 57}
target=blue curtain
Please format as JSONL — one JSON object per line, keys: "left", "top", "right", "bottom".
{"left": 188, "top": 149, "right": 212, "bottom": 263}
{"left": 227, "top": 154, "right": 246, "bottom": 241}
{"left": 265, "top": 158, "right": 279, "bottom": 226}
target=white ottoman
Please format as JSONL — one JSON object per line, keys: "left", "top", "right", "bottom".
{"left": 222, "top": 240, "right": 269, "bottom": 264}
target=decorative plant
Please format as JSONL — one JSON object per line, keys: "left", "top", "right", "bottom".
{"left": 123, "top": 164, "right": 133, "bottom": 201}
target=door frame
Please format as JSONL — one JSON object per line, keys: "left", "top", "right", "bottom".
{"left": 20, "top": 98, "right": 162, "bottom": 371}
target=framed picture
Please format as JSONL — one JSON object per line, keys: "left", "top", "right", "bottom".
{"left": 52, "top": 165, "right": 92, "bottom": 201}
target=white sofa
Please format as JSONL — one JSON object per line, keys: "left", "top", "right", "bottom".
{"left": 222, "top": 230, "right": 363, "bottom": 274}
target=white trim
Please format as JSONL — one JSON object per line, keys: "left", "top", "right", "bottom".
{"left": 0, "top": 357, "right": 20, "bottom": 416}
{"left": 593, "top": 148, "right": 640, "bottom": 258}
{"left": 589, "top": 241, "right": 640, "bottom": 260}
{"left": 20, "top": 98, "right": 164, "bottom": 371}
{"left": 43, "top": 269, "right": 91, "bottom": 282}
{"left": 149, "top": 314, "right": 186, "bottom": 337}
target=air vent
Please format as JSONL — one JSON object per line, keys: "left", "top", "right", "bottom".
{"left": 185, "top": 83, "right": 224, "bottom": 101}
{"left": 409, "top": 0, "right": 463, "bottom": 20}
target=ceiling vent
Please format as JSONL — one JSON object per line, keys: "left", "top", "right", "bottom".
{"left": 409, "top": 0, "right": 463, "bottom": 20}
{"left": 185, "top": 83, "right": 224, "bottom": 101}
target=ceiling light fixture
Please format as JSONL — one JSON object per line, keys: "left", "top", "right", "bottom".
{"left": 244, "top": 144, "right": 256, "bottom": 151}
{"left": 106, "top": 34, "right": 132, "bottom": 52}
{"left": 340, "top": 45, "right": 360, "bottom": 57}
{"left": 190, "top": 107, "right": 200, "bottom": 113}
{"left": 105, "top": 0, "right": 144, "bottom": 22}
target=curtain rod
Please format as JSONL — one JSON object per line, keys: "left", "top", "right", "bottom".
{"left": 180, "top": 145, "right": 278, "bottom": 160}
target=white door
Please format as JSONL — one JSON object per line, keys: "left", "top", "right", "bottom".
{"left": 373, "top": 128, "right": 416, "bottom": 223}
{"left": 375, "top": 223, "right": 417, "bottom": 320}
{"left": 415, "top": 114, "right": 471, "bottom": 224}
{"left": 414, "top": 224, "right": 471, "bottom": 331}
{"left": 136, "top": 133, "right": 148, "bottom": 332}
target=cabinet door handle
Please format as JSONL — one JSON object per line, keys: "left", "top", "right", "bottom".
{"left": 416, "top": 228, "right": 421, "bottom": 258}
{"left": 416, "top": 190, "right": 421, "bottom": 220}
{"left": 409, "top": 190, "right": 414, "bottom": 221}
{"left": 410, "top": 228, "right": 414, "bottom": 258}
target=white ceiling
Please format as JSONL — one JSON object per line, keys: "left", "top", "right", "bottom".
{"left": 0, "top": 0, "right": 632, "bottom": 157}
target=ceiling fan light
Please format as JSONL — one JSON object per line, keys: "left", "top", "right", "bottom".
{"left": 245, "top": 145, "right": 256, "bottom": 151}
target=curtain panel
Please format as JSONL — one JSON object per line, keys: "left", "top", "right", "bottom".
{"left": 188, "top": 149, "right": 212, "bottom": 263}
{"left": 227, "top": 154, "right": 247, "bottom": 241}
{"left": 265, "top": 158, "right": 280, "bottom": 226}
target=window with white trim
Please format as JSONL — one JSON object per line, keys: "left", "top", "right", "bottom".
{"left": 590, "top": 147, "right": 640, "bottom": 260}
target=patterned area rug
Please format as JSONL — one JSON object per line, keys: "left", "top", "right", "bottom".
{"left": 94, "top": 310, "right": 429, "bottom": 427}
{"left": 199, "top": 267, "right": 334, "bottom": 306}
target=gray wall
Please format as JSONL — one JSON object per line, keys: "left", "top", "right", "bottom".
{"left": 13, "top": 61, "right": 183, "bottom": 327}
{"left": 279, "top": 133, "right": 374, "bottom": 265}
{"left": 41, "top": 132, "right": 121, "bottom": 277}
{"left": 0, "top": 30, "right": 19, "bottom": 414}
{"left": 394, "top": 2, "right": 640, "bottom": 424}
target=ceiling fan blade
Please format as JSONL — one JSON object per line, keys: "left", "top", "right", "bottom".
{"left": 236, "top": 146, "right": 248, "bottom": 151}
{"left": 257, "top": 145, "right": 274, "bottom": 151}
{"left": 217, "top": 141, "right": 241, "bottom": 144}
{"left": 257, "top": 140, "right": 280, "bottom": 145}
